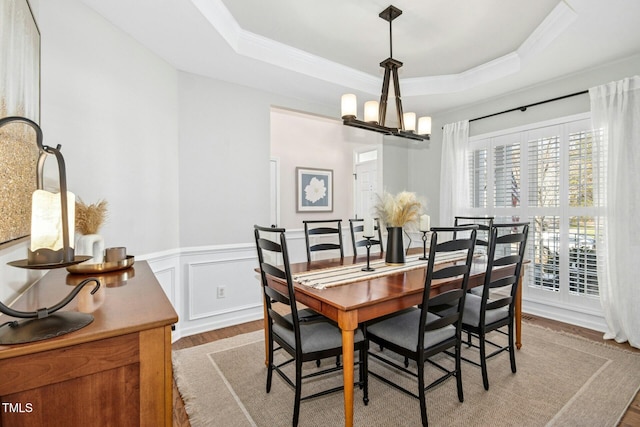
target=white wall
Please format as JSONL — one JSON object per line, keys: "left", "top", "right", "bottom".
{"left": 39, "top": 0, "right": 180, "bottom": 256}
{"left": 176, "top": 73, "right": 337, "bottom": 247}
{"left": 1, "top": 0, "right": 180, "bottom": 303}
{"left": 382, "top": 137, "right": 410, "bottom": 194}
{"left": 271, "top": 107, "right": 381, "bottom": 230}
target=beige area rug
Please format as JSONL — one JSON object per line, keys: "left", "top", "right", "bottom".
{"left": 173, "top": 323, "right": 640, "bottom": 427}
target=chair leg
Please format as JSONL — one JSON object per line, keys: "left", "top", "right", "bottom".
{"left": 479, "top": 331, "right": 489, "bottom": 391}
{"left": 293, "top": 358, "right": 302, "bottom": 427}
{"left": 417, "top": 358, "right": 428, "bottom": 427}
{"left": 361, "top": 347, "right": 369, "bottom": 405}
{"left": 455, "top": 340, "right": 464, "bottom": 403}
{"left": 358, "top": 350, "right": 363, "bottom": 388}
{"left": 266, "top": 337, "right": 274, "bottom": 393}
{"left": 509, "top": 321, "right": 517, "bottom": 373}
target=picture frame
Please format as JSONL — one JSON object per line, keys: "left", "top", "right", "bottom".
{"left": 0, "top": 0, "right": 41, "bottom": 246}
{"left": 296, "top": 167, "right": 333, "bottom": 212}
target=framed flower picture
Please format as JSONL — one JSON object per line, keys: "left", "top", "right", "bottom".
{"left": 296, "top": 167, "right": 333, "bottom": 212}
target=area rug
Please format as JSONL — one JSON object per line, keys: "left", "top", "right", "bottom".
{"left": 173, "top": 323, "right": 640, "bottom": 427}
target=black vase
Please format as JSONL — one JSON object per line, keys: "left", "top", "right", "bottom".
{"left": 385, "top": 227, "right": 405, "bottom": 265}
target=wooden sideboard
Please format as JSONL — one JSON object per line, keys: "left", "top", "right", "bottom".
{"left": 0, "top": 261, "right": 178, "bottom": 427}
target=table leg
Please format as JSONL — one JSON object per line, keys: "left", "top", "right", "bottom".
{"left": 339, "top": 311, "right": 358, "bottom": 427}
{"left": 516, "top": 274, "right": 523, "bottom": 349}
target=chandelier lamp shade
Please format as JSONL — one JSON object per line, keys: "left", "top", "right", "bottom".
{"left": 341, "top": 5, "right": 431, "bottom": 141}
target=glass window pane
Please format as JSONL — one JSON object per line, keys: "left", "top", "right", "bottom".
{"left": 528, "top": 136, "right": 560, "bottom": 207}
{"left": 357, "top": 150, "right": 377, "bottom": 163}
{"left": 528, "top": 215, "right": 560, "bottom": 292}
{"left": 494, "top": 143, "right": 520, "bottom": 208}
{"left": 469, "top": 148, "right": 487, "bottom": 208}
{"left": 568, "top": 216, "right": 599, "bottom": 296}
{"left": 568, "top": 130, "right": 594, "bottom": 208}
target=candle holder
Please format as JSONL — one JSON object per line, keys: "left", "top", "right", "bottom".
{"left": 362, "top": 237, "right": 375, "bottom": 272}
{"left": 419, "top": 230, "right": 429, "bottom": 260}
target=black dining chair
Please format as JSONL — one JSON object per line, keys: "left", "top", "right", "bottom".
{"left": 458, "top": 222, "right": 529, "bottom": 390}
{"left": 349, "top": 218, "right": 384, "bottom": 255}
{"left": 254, "top": 225, "right": 368, "bottom": 426}
{"left": 303, "top": 219, "right": 344, "bottom": 262}
{"left": 364, "top": 225, "right": 478, "bottom": 427}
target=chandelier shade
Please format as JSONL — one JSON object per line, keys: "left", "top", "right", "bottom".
{"left": 341, "top": 5, "right": 431, "bottom": 141}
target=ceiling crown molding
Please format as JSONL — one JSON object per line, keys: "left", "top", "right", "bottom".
{"left": 190, "top": 0, "right": 577, "bottom": 97}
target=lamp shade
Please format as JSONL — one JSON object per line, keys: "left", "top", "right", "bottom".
{"left": 418, "top": 116, "right": 432, "bottom": 135}
{"left": 403, "top": 112, "right": 416, "bottom": 131}
{"left": 364, "top": 101, "right": 379, "bottom": 123}
{"left": 29, "top": 189, "right": 75, "bottom": 264}
{"left": 341, "top": 94, "right": 357, "bottom": 119}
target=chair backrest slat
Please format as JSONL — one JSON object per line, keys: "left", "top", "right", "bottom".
{"left": 432, "top": 264, "right": 470, "bottom": 280}
{"left": 487, "top": 275, "right": 517, "bottom": 290}
{"left": 261, "top": 262, "right": 286, "bottom": 281}
{"left": 437, "top": 239, "right": 474, "bottom": 253}
{"left": 493, "top": 254, "right": 521, "bottom": 267}
{"left": 308, "top": 227, "right": 340, "bottom": 235}
{"left": 257, "top": 237, "right": 281, "bottom": 253}
{"left": 496, "top": 233, "right": 526, "bottom": 244}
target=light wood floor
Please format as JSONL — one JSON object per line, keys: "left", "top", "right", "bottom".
{"left": 171, "top": 314, "right": 640, "bottom": 427}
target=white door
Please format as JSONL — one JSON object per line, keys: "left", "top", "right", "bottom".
{"left": 354, "top": 160, "right": 377, "bottom": 219}
{"left": 269, "top": 157, "right": 280, "bottom": 227}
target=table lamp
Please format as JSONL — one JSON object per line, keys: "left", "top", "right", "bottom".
{"left": 0, "top": 116, "right": 97, "bottom": 345}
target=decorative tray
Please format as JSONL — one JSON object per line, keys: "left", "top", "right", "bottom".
{"left": 66, "top": 255, "right": 135, "bottom": 274}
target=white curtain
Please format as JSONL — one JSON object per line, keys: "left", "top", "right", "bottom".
{"left": 440, "top": 120, "right": 470, "bottom": 226}
{"left": 590, "top": 76, "right": 640, "bottom": 349}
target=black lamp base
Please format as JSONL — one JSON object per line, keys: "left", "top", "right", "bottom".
{"left": 0, "top": 312, "right": 94, "bottom": 345}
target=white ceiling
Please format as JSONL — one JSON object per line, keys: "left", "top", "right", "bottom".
{"left": 80, "top": 0, "right": 640, "bottom": 117}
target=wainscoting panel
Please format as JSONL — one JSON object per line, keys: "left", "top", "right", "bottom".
{"left": 186, "top": 256, "right": 260, "bottom": 321}
{"left": 179, "top": 244, "right": 263, "bottom": 337}
{"left": 139, "top": 230, "right": 608, "bottom": 342}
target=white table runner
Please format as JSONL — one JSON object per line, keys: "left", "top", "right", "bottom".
{"left": 294, "top": 251, "right": 470, "bottom": 290}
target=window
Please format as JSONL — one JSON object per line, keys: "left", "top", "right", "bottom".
{"left": 356, "top": 149, "right": 377, "bottom": 163}
{"left": 467, "top": 114, "right": 600, "bottom": 310}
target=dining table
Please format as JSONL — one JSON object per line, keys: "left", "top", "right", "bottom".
{"left": 261, "top": 248, "right": 526, "bottom": 427}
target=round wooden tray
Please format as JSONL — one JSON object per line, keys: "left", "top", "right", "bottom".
{"left": 66, "top": 255, "right": 135, "bottom": 274}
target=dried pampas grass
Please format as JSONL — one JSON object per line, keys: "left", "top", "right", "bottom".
{"left": 75, "top": 198, "right": 108, "bottom": 235}
{"left": 375, "top": 191, "right": 423, "bottom": 228}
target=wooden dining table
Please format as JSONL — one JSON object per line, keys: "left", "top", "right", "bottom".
{"left": 262, "top": 249, "right": 525, "bottom": 427}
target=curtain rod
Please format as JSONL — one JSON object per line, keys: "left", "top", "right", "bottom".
{"left": 468, "top": 90, "right": 589, "bottom": 123}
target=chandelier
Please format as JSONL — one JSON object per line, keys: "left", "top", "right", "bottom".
{"left": 341, "top": 5, "right": 431, "bottom": 141}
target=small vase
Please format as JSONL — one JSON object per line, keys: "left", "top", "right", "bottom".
{"left": 385, "top": 227, "right": 405, "bottom": 265}
{"left": 76, "top": 234, "right": 105, "bottom": 264}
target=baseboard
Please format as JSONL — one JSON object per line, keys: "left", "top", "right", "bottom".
{"left": 522, "top": 298, "right": 607, "bottom": 332}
